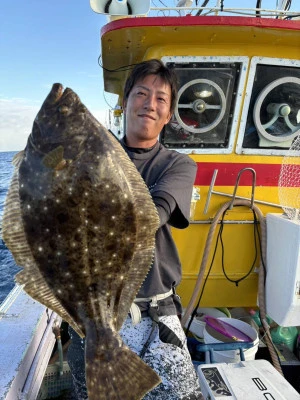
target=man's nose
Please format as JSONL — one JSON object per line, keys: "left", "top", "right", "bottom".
{"left": 144, "top": 94, "right": 155, "bottom": 110}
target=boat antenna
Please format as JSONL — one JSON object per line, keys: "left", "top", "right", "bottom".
{"left": 256, "top": 0, "right": 261, "bottom": 17}
{"left": 195, "top": 0, "right": 210, "bottom": 16}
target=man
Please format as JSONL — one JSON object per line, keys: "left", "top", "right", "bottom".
{"left": 68, "top": 59, "right": 203, "bottom": 399}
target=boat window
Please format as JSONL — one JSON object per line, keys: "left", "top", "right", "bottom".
{"left": 160, "top": 57, "right": 248, "bottom": 154}
{"left": 236, "top": 57, "right": 300, "bottom": 155}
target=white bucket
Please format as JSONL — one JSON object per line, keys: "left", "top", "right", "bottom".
{"left": 203, "top": 317, "right": 259, "bottom": 363}
{"left": 184, "top": 308, "right": 230, "bottom": 338}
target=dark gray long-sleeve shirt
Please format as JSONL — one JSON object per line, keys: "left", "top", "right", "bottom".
{"left": 121, "top": 139, "right": 197, "bottom": 314}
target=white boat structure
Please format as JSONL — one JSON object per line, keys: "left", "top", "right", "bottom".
{"left": 0, "top": 286, "right": 62, "bottom": 399}
{"left": 0, "top": 1, "right": 300, "bottom": 398}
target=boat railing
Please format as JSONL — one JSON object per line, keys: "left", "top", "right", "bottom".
{"left": 148, "top": 2, "right": 300, "bottom": 19}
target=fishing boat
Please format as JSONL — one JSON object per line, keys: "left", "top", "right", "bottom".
{"left": 1, "top": 1, "right": 299, "bottom": 398}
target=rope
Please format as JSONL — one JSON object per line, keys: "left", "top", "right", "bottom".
{"left": 256, "top": 214, "right": 284, "bottom": 375}
{"left": 181, "top": 199, "right": 284, "bottom": 375}
{"left": 181, "top": 199, "right": 239, "bottom": 328}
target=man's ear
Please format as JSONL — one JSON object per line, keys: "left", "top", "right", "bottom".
{"left": 165, "top": 111, "right": 172, "bottom": 125}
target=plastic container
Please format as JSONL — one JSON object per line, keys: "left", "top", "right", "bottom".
{"left": 198, "top": 359, "right": 300, "bottom": 400}
{"left": 38, "top": 361, "right": 73, "bottom": 399}
{"left": 271, "top": 326, "right": 298, "bottom": 352}
{"left": 203, "top": 317, "right": 259, "bottom": 363}
{"left": 249, "top": 309, "right": 272, "bottom": 328}
{"left": 184, "top": 308, "right": 230, "bottom": 338}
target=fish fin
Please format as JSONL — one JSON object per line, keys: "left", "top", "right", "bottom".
{"left": 12, "top": 150, "right": 25, "bottom": 167}
{"left": 2, "top": 167, "right": 84, "bottom": 338}
{"left": 16, "top": 271, "right": 84, "bottom": 338}
{"left": 103, "top": 132, "right": 160, "bottom": 330}
{"left": 85, "top": 329, "right": 161, "bottom": 400}
{"left": 42, "top": 145, "right": 66, "bottom": 170}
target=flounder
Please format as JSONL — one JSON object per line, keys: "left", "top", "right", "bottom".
{"left": 2, "top": 83, "right": 161, "bottom": 399}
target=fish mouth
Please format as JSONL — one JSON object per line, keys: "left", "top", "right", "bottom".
{"left": 38, "top": 83, "right": 83, "bottom": 122}
{"left": 30, "top": 83, "right": 85, "bottom": 147}
{"left": 46, "top": 83, "right": 64, "bottom": 104}
{"left": 47, "top": 83, "right": 77, "bottom": 105}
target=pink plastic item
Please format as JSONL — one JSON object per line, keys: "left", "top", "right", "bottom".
{"left": 204, "top": 316, "right": 252, "bottom": 342}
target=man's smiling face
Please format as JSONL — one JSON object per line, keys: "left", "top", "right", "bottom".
{"left": 123, "top": 74, "right": 172, "bottom": 148}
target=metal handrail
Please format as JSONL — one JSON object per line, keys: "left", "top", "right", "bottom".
{"left": 203, "top": 168, "right": 283, "bottom": 215}
{"left": 229, "top": 167, "right": 256, "bottom": 210}
{"left": 149, "top": 4, "right": 300, "bottom": 18}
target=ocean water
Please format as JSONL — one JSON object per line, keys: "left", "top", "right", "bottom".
{"left": 0, "top": 151, "right": 21, "bottom": 304}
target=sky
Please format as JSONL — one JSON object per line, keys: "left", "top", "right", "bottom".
{"left": 0, "top": 0, "right": 298, "bottom": 151}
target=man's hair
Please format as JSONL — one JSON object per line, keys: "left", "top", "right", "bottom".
{"left": 123, "top": 59, "right": 178, "bottom": 114}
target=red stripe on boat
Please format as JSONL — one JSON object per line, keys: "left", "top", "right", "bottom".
{"left": 101, "top": 16, "right": 300, "bottom": 35}
{"left": 194, "top": 162, "right": 287, "bottom": 186}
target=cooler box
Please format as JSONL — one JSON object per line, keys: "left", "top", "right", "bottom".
{"left": 198, "top": 359, "right": 300, "bottom": 399}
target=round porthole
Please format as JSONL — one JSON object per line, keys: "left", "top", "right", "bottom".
{"left": 174, "top": 79, "right": 226, "bottom": 134}
{"left": 253, "top": 77, "right": 300, "bottom": 143}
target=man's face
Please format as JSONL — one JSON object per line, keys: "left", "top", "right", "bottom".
{"left": 123, "top": 74, "right": 172, "bottom": 148}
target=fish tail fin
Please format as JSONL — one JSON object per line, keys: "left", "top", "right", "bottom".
{"left": 85, "top": 328, "right": 161, "bottom": 400}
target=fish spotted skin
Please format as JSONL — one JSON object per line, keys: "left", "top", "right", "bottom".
{"left": 2, "top": 83, "right": 161, "bottom": 399}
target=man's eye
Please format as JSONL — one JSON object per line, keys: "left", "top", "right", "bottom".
{"left": 137, "top": 91, "right": 146, "bottom": 96}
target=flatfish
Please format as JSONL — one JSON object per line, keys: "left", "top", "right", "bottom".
{"left": 2, "top": 83, "right": 161, "bottom": 399}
